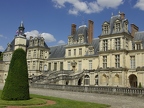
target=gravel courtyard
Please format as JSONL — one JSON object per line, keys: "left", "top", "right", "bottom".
{"left": 0, "top": 83, "right": 144, "bottom": 108}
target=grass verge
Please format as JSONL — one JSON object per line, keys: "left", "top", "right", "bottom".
{"left": 0, "top": 90, "right": 110, "bottom": 108}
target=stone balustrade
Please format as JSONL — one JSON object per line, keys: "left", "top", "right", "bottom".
{"left": 31, "top": 83, "right": 144, "bottom": 96}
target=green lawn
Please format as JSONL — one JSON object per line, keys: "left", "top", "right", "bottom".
{"left": 0, "top": 90, "right": 110, "bottom": 108}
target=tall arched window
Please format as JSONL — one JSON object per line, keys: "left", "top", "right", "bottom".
{"left": 84, "top": 75, "right": 90, "bottom": 85}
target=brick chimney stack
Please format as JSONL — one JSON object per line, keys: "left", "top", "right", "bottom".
{"left": 71, "top": 24, "right": 76, "bottom": 35}
{"left": 120, "top": 12, "right": 125, "bottom": 20}
{"left": 131, "top": 24, "right": 139, "bottom": 37}
{"left": 88, "top": 20, "right": 94, "bottom": 44}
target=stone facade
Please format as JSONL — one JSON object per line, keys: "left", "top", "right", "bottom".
{"left": 1, "top": 12, "right": 144, "bottom": 88}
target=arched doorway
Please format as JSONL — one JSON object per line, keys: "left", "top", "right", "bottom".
{"left": 78, "top": 78, "right": 82, "bottom": 86}
{"left": 129, "top": 74, "right": 137, "bottom": 88}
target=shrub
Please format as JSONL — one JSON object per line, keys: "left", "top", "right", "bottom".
{"left": 1, "top": 48, "right": 30, "bottom": 100}
{"left": 138, "top": 82, "right": 142, "bottom": 88}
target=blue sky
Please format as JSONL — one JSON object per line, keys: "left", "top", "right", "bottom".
{"left": 0, "top": 0, "right": 144, "bottom": 51}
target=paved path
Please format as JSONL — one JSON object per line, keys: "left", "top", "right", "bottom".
{"left": 0, "top": 83, "right": 144, "bottom": 108}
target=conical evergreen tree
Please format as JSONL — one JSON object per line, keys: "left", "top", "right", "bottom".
{"left": 1, "top": 48, "right": 30, "bottom": 100}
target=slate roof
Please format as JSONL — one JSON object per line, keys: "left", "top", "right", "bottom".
{"left": 73, "top": 25, "right": 88, "bottom": 43}
{"left": 4, "top": 39, "right": 15, "bottom": 52}
{"left": 134, "top": 31, "right": 144, "bottom": 48}
{"left": 91, "top": 38, "right": 99, "bottom": 55}
{"left": 49, "top": 45, "right": 66, "bottom": 59}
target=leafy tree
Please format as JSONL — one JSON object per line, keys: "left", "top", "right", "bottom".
{"left": 1, "top": 48, "right": 30, "bottom": 100}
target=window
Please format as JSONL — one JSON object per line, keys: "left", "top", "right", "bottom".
{"left": 54, "top": 63, "right": 57, "bottom": 71}
{"left": 89, "top": 60, "right": 92, "bottom": 70}
{"left": 33, "top": 50, "right": 36, "bottom": 58}
{"left": 68, "top": 50, "right": 71, "bottom": 56}
{"left": 39, "top": 61, "right": 43, "bottom": 71}
{"left": 68, "top": 62, "right": 71, "bottom": 70}
{"left": 27, "top": 61, "right": 30, "bottom": 70}
{"left": 40, "top": 50, "right": 43, "bottom": 59}
{"left": 103, "top": 25, "right": 109, "bottom": 34}
{"left": 115, "top": 38, "right": 120, "bottom": 50}
{"left": 28, "top": 50, "right": 31, "bottom": 58}
{"left": 115, "top": 55, "right": 120, "bottom": 68}
{"left": 103, "top": 56, "right": 107, "bottom": 68}
{"left": 60, "top": 62, "right": 63, "bottom": 71}
{"left": 78, "top": 61, "right": 82, "bottom": 71}
{"left": 30, "top": 40, "right": 33, "bottom": 46}
{"left": 136, "top": 43, "right": 141, "bottom": 50}
{"left": 103, "top": 40, "right": 108, "bottom": 51}
{"left": 130, "top": 56, "right": 135, "bottom": 69}
{"left": 44, "top": 65, "right": 47, "bottom": 72}
{"left": 74, "top": 49, "right": 76, "bottom": 56}
{"left": 48, "top": 63, "right": 51, "bottom": 71}
{"left": 115, "top": 23, "right": 121, "bottom": 32}
{"left": 84, "top": 75, "right": 90, "bottom": 85}
{"left": 126, "top": 38, "right": 128, "bottom": 50}
{"left": 33, "top": 61, "right": 36, "bottom": 69}
{"left": 79, "top": 48, "right": 82, "bottom": 55}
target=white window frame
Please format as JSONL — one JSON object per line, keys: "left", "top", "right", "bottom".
{"left": 130, "top": 56, "right": 135, "bottom": 69}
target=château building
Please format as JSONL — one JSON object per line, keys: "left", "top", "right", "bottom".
{"left": 0, "top": 12, "right": 144, "bottom": 88}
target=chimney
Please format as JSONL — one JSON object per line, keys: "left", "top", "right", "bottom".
{"left": 71, "top": 24, "right": 76, "bottom": 35}
{"left": 88, "top": 20, "right": 94, "bottom": 44}
{"left": 131, "top": 24, "right": 139, "bottom": 37}
{"left": 119, "top": 12, "right": 125, "bottom": 20}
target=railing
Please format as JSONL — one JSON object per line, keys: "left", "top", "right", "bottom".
{"left": 31, "top": 83, "right": 144, "bottom": 96}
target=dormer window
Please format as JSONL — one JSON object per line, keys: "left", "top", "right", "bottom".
{"left": 115, "top": 22, "right": 121, "bottom": 32}
{"left": 124, "top": 20, "right": 128, "bottom": 31}
{"left": 68, "top": 36, "right": 73, "bottom": 45}
{"left": 103, "top": 25, "right": 109, "bottom": 34}
{"left": 34, "top": 38, "right": 38, "bottom": 46}
{"left": 39, "top": 37, "right": 44, "bottom": 47}
{"left": 136, "top": 43, "right": 141, "bottom": 50}
{"left": 114, "top": 20, "right": 121, "bottom": 32}
{"left": 134, "top": 41, "right": 142, "bottom": 50}
{"left": 88, "top": 46, "right": 94, "bottom": 55}
{"left": 102, "top": 22, "right": 109, "bottom": 35}
{"left": 78, "top": 34, "right": 84, "bottom": 44}
{"left": 29, "top": 40, "right": 33, "bottom": 47}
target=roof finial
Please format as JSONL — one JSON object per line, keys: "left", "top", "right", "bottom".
{"left": 20, "top": 21, "right": 24, "bottom": 27}
{"left": 111, "top": 12, "right": 113, "bottom": 16}
{"left": 119, "top": 10, "right": 121, "bottom": 14}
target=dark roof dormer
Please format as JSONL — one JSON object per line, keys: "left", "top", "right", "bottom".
{"left": 101, "top": 12, "right": 129, "bottom": 36}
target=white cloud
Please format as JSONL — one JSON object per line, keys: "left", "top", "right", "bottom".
{"left": 41, "top": 33, "right": 56, "bottom": 42}
{"left": 57, "top": 40, "right": 66, "bottom": 45}
{"left": 52, "top": 0, "right": 124, "bottom": 15}
{"left": 25, "top": 30, "right": 56, "bottom": 42}
{"left": 0, "top": 34, "right": 3, "bottom": 37}
{"left": 0, "top": 34, "right": 7, "bottom": 39}
{"left": 134, "top": 0, "right": 144, "bottom": 10}
{"left": 0, "top": 46, "right": 4, "bottom": 51}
